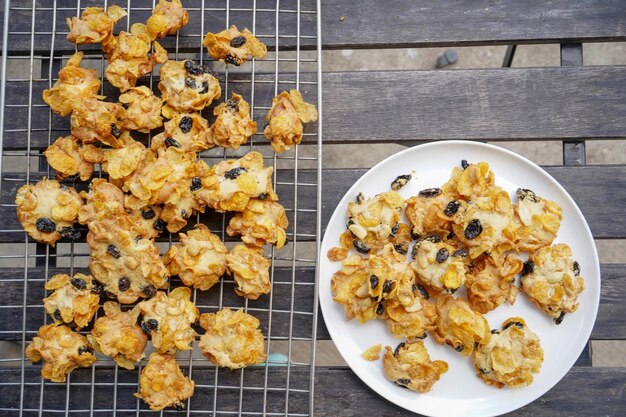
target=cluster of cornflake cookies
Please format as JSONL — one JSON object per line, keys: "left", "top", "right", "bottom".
{"left": 18, "top": 1, "right": 317, "bottom": 412}
{"left": 329, "top": 160, "right": 585, "bottom": 393}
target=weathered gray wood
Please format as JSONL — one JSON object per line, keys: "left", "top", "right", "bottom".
{"left": 4, "top": 0, "right": 626, "bottom": 54}
{"left": 0, "top": 367, "right": 622, "bottom": 415}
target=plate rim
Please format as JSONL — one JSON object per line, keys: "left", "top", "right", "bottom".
{"left": 318, "top": 140, "right": 601, "bottom": 417}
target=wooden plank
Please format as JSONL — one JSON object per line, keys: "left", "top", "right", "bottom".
{"left": 0, "top": 367, "right": 623, "bottom": 415}
{"left": 4, "top": 0, "right": 626, "bottom": 54}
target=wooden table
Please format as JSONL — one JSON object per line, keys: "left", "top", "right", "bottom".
{"left": 0, "top": 1, "right": 625, "bottom": 416}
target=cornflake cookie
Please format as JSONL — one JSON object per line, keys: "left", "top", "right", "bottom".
{"left": 442, "top": 161, "right": 496, "bottom": 199}
{"left": 466, "top": 253, "right": 523, "bottom": 314}
{"left": 345, "top": 191, "right": 405, "bottom": 255}
{"left": 44, "top": 135, "right": 103, "bottom": 181}
{"left": 159, "top": 60, "right": 221, "bottom": 113}
{"left": 382, "top": 341, "right": 448, "bottom": 393}
{"left": 226, "top": 244, "right": 271, "bottom": 300}
{"left": 105, "top": 23, "right": 168, "bottom": 91}
{"left": 227, "top": 198, "right": 288, "bottom": 248}
{"left": 514, "top": 188, "right": 563, "bottom": 252}
{"left": 102, "top": 138, "right": 150, "bottom": 183}
{"left": 202, "top": 25, "right": 267, "bottom": 66}
{"left": 198, "top": 308, "right": 266, "bottom": 369}
{"left": 331, "top": 254, "right": 377, "bottom": 323}
{"left": 433, "top": 294, "right": 490, "bottom": 356}
{"left": 210, "top": 93, "right": 257, "bottom": 149}
{"left": 164, "top": 224, "right": 228, "bottom": 291}
{"left": 405, "top": 187, "right": 458, "bottom": 239}
{"left": 87, "top": 214, "right": 168, "bottom": 304}
{"left": 473, "top": 318, "right": 544, "bottom": 388}
{"left": 42, "top": 52, "right": 102, "bottom": 116}
{"left": 88, "top": 302, "right": 148, "bottom": 369}
{"left": 197, "top": 151, "right": 277, "bottom": 212}
{"left": 70, "top": 97, "right": 127, "bottom": 148}
{"left": 25, "top": 324, "right": 96, "bottom": 383}
{"left": 146, "top": 0, "right": 189, "bottom": 40}
{"left": 135, "top": 352, "right": 195, "bottom": 411}
{"left": 520, "top": 243, "right": 585, "bottom": 324}
{"left": 151, "top": 112, "right": 213, "bottom": 152}
{"left": 361, "top": 344, "right": 382, "bottom": 361}
{"left": 263, "top": 90, "right": 318, "bottom": 153}
{"left": 15, "top": 178, "right": 82, "bottom": 246}
{"left": 410, "top": 237, "right": 467, "bottom": 294}
{"left": 119, "top": 86, "right": 164, "bottom": 132}
{"left": 138, "top": 287, "right": 199, "bottom": 353}
{"left": 43, "top": 273, "right": 100, "bottom": 329}
{"left": 66, "top": 5, "right": 126, "bottom": 50}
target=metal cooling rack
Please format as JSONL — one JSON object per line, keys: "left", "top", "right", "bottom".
{"left": 0, "top": 0, "right": 322, "bottom": 415}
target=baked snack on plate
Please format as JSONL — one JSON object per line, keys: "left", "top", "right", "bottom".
{"left": 433, "top": 294, "right": 491, "bottom": 356}
{"left": 202, "top": 25, "right": 267, "bottom": 66}
{"left": 43, "top": 273, "right": 100, "bottom": 329}
{"left": 405, "top": 187, "right": 457, "bottom": 239}
{"left": 466, "top": 253, "right": 523, "bottom": 314}
{"left": 382, "top": 340, "right": 448, "bottom": 393}
{"left": 409, "top": 236, "right": 467, "bottom": 294}
{"left": 514, "top": 188, "right": 563, "bottom": 252}
{"left": 135, "top": 352, "right": 194, "bottom": 411}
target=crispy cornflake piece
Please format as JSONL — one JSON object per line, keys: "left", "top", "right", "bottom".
{"left": 361, "top": 344, "right": 382, "bottom": 361}
{"left": 520, "top": 243, "right": 585, "bottom": 323}
{"left": 87, "top": 302, "right": 148, "bottom": 369}
{"left": 514, "top": 188, "right": 563, "bottom": 252}
{"left": 164, "top": 224, "right": 228, "bottom": 291}
{"left": 15, "top": 178, "right": 82, "bottom": 246}
{"left": 442, "top": 161, "right": 496, "bottom": 199}
{"left": 433, "top": 294, "right": 491, "bottom": 356}
{"left": 452, "top": 186, "right": 518, "bottom": 260}
{"left": 197, "top": 151, "right": 277, "bottom": 212}
{"left": 43, "top": 273, "right": 100, "bottom": 329}
{"left": 25, "top": 324, "right": 96, "bottom": 383}
{"left": 466, "top": 254, "right": 523, "bottom": 314}
{"left": 227, "top": 198, "right": 288, "bottom": 248}
{"left": 327, "top": 246, "right": 349, "bottom": 262}
{"left": 159, "top": 60, "right": 221, "bottom": 113}
{"left": 87, "top": 214, "right": 168, "bottom": 304}
{"left": 138, "top": 287, "right": 199, "bottom": 353}
{"left": 70, "top": 97, "right": 127, "bottom": 148}
{"left": 199, "top": 308, "right": 266, "bottom": 369}
{"left": 227, "top": 244, "right": 271, "bottom": 300}
{"left": 384, "top": 280, "right": 437, "bottom": 340}
{"left": 331, "top": 253, "right": 378, "bottom": 323}
{"left": 119, "top": 86, "right": 164, "bottom": 132}
{"left": 210, "top": 93, "right": 257, "bottom": 149}
{"left": 146, "top": 0, "right": 189, "bottom": 40}
{"left": 409, "top": 239, "right": 467, "bottom": 294}
{"left": 202, "top": 25, "right": 267, "bottom": 66}
{"left": 44, "top": 135, "right": 103, "bottom": 181}
{"left": 102, "top": 138, "right": 150, "bottom": 183}
{"left": 405, "top": 191, "right": 457, "bottom": 239}
{"left": 105, "top": 23, "right": 168, "bottom": 91}
{"left": 345, "top": 191, "right": 405, "bottom": 255}
{"left": 382, "top": 340, "right": 448, "bottom": 393}
{"left": 473, "top": 317, "right": 544, "bottom": 388}
{"left": 263, "top": 90, "right": 318, "bottom": 153}
{"left": 42, "top": 52, "right": 102, "bottom": 116}
{"left": 151, "top": 112, "right": 213, "bottom": 152}
{"left": 66, "top": 6, "right": 127, "bottom": 49}
{"left": 135, "top": 352, "right": 195, "bottom": 411}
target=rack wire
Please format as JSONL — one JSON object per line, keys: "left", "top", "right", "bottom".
{"left": 0, "top": 0, "right": 322, "bottom": 415}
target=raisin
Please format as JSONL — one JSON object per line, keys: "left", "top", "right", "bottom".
{"left": 436, "top": 248, "right": 449, "bottom": 263}
{"left": 224, "top": 167, "right": 246, "bottom": 179}
{"left": 450, "top": 342, "right": 464, "bottom": 352}
{"left": 452, "top": 248, "right": 468, "bottom": 258}
{"left": 179, "top": 116, "right": 193, "bottom": 133}
{"left": 225, "top": 55, "right": 240, "bottom": 66}
{"left": 382, "top": 280, "right": 394, "bottom": 294}
{"left": 410, "top": 228, "right": 420, "bottom": 240}
{"left": 53, "top": 309, "right": 62, "bottom": 321}
{"left": 376, "top": 303, "right": 384, "bottom": 315}
{"left": 70, "top": 277, "right": 87, "bottom": 290}
{"left": 369, "top": 275, "right": 379, "bottom": 290}
{"left": 390, "top": 222, "right": 399, "bottom": 237}
{"left": 184, "top": 60, "right": 211, "bottom": 76}
{"left": 107, "top": 244, "right": 121, "bottom": 259}
{"left": 424, "top": 234, "right": 441, "bottom": 243}
{"left": 395, "top": 378, "right": 411, "bottom": 387}
{"left": 410, "top": 243, "right": 420, "bottom": 259}
{"left": 230, "top": 36, "right": 247, "bottom": 47}
{"left": 226, "top": 98, "right": 239, "bottom": 112}
{"left": 413, "top": 284, "right": 429, "bottom": 300}
{"left": 35, "top": 218, "right": 56, "bottom": 233}
{"left": 416, "top": 333, "right": 427, "bottom": 339}
{"left": 191, "top": 320, "right": 205, "bottom": 335}
{"left": 190, "top": 177, "right": 202, "bottom": 192}
{"left": 394, "top": 243, "right": 408, "bottom": 255}
{"left": 184, "top": 77, "right": 196, "bottom": 88}
{"left": 521, "top": 260, "right": 535, "bottom": 276}
{"left": 142, "top": 208, "right": 156, "bottom": 219}
{"left": 390, "top": 174, "right": 411, "bottom": 191}
{"left": 464, "top": 219, "right": 482, "bottom": 240}
{"left": 110, "top": 124, "right": 122, "bottom": 138}
{"left": 355, "top": 192, "right": 365, "bottom": 204}
{"left": 503, "top": 321, "right": 524, "bottom": 330}
{"left": 444, "top": 200, "right": 461, "bottom": 217}
{"left": 516, "top": 188, "right": 538, "bottom": 203}
{"left": 491, "top": 329, "right": 500, "bottom": 334}
{"left": 153, "top": 219, "right": 166, "bottom": 233}
{"left": 461, "top": 159, "right": 469, "bottom": 170}
{"left": 573, "top": 261, "right": 581, "bottom": 276}
{"left": 164, "top": 137, "right": 180, "bottom": 148}
{"left": 352, "top": 239, "right": 370, "bottom": 254}
{"left": 479, "top": 367, "right": 491, "bottom": 375}
{"left": 418, "top": 188, "right": 441, "bottom": 198}
{"left": 59, "top": 226, "right": 80, "bottom": 240}
{"left": 258, "top": 193, "right": 268, "bottom": 200}
{"left": 142, "top": 284, "right": 156, "bottom": 298}
{"left": 199, "top": 81, "right": 209, "bottom": 94}
{"left": 78, "top": 345, "right": 93, "bottom": 355}
{"left": 141, "top": 318, "right": 159, "bottom": 334}
{"left": 393, "top": 342, "right": 405, "bottom": 357}
{"left": 449, "top": 287, "right": 458, "bottom": 294}
{"left": 118, "top": 277, "right": 131, "bottom": 292}
{"left": 554, "top": 311, "right": 566, "bottom": 325}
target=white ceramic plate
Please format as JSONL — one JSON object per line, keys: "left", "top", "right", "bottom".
{"left": 318, "top": 141, "right": 600, "bottom": 417}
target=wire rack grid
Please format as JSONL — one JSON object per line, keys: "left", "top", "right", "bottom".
{"left": 0, "top": 0, "right": 323, "bottom": 415}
